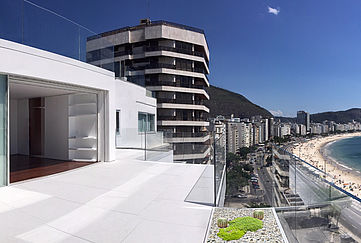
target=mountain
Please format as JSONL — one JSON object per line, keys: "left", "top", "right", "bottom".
{"left": 274, "top": 116, "right": 296, "bottom": 123}
{"left": 311, "top": 108, "right": 361, "bottom": 123}
{"left": 205, "top": 85, "right": 273, "bottom": 119}
{"left": 276, "top": 108, "right": 361, "bottom": 124}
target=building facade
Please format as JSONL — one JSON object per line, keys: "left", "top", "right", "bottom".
{"left": 0, "top": 38, "right": 172, "bottom": 186}
{"left": 226, "top": 122, "right": 240, "bottom": 154}
{"left": 296, "top": 110, "right": 310, "bottom": 132}
{"left": 86, "top": 20, "right": 210, "bottom": 163}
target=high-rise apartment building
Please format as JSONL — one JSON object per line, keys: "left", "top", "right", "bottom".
{"left": 262, "top": 118, "right": 269, "bottom": 142}
{"left": 268, "top": 117, "right": 274, "bottom": 138}
{"left": 226, "top": 122, "right": 240, "bottom": 154}
{"left": 239, "top": 122, "right": 252, "bottom": 148}
{"left": 296, "top": 111, "right": 310, "bottom": 132}
{"left": 86, "top": 20, "right": 210, "bottom": 163}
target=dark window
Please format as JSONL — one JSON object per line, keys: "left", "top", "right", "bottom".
{"left": 116, "top": 110, "right": 120, "bottom": 134}
{"left": 114, "top": 62, "right": 120, "bottom": 77}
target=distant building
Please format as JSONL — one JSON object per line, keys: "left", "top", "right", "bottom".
{"left": 268, "top": 117, "right": 274, "bottom": 138}
{"left": 214, "top": 120, "right": 227, "bottom": 149}
{"left": 310, "top": 123, "right": 322, "bottom": 134}
{"left": 299, "top": 124, "right": 307, "bottom": 135}
{"left": 239, "top": 122, "right": 252, "bottom": 148}
{"left": 296, "top": 111, "right": 310, "bottom": 132}
{"left": 226, "top": 122, "right": 240, "bottom": 154}
{"left": 291, "top": 123, "right": 300, "bottom": 135}
{"left": 263, "top": 118, "right": 269, "bottom": 142}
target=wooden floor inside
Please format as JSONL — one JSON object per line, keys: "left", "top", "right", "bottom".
{"left": 10, "top": 155, "right": 92, "bottom": 183}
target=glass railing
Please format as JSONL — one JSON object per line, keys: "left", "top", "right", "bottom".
{"left": 0, "top": 0, "right": 114, "bottom": 71}
{"left": 115, "top": 128, "right": 172, "bottom": 161}
{"left": 222, "top": 142, "right": 361, "bottom": 242}
{"left": 178, "top": 130, "right": 226, "bottom": 207}
{"left": 173, "top": 143, "right": 210, "bottom": 155}
{"left": 213, "top": 132, "right": 227, "bottom": 206}
{"left": 272, "top": 144, "right": 361, "bottom": 242}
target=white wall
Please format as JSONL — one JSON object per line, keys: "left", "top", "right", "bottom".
{"left": 114, "top": 80, "right": 158, "bottom": 149}
{"left": 44, "top": 95, "right": 68, "bottom": 160}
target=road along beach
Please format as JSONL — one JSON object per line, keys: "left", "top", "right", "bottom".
{"left": 292, "top": 132, "right": 361, "bottom": 198}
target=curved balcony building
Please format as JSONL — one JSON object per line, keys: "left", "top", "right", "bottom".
{"left": 86, "top": 20, "right": 211, "bottom": 163}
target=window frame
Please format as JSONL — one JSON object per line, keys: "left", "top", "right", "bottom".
{"left": 138, "top": 112, "right": 156, "bottom": 133}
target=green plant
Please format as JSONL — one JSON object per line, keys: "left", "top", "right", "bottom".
{"left": 217, "top": 227, "right": 245, "bottom": 241}
{"left": 229, "top": 217, "right": 263, "bottom": 232}
{"left": 253, "top": 210, "right": 264, "bottom": 220}
{"left": 217, "top": 218, "right": 228, "bottom": 228}
{"left": 217, "top": 217, "right": 263, "bottom": 241}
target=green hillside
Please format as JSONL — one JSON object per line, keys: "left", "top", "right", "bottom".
{"left": 205, "top": 85, "right": 273, "bottom": 119}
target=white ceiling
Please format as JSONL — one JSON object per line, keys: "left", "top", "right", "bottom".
{"left": 10, "top": 82, "right": 74, "bottom": 99}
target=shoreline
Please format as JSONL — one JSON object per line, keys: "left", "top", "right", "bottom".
{"left": 292, "top": 132, "right": 361, "bottom": 198}
{"left": 321, "top": 141, "right": 359, "bottom": 173}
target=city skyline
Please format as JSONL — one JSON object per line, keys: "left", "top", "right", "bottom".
{"left": 1, "top": 2, "right": 361, "bottom": 241}
{"left": 3, "top": 0, "right": 361, "bottom": 117}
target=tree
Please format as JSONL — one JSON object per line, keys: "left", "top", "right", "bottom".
{"left": 225, "top": 152, "right": 254, "bottom": 196}
{"left": 226, "top": 152, "right": 241, "bottom": 168}
{"left": 237, "top": 147, "right": 253, "bottom": 160}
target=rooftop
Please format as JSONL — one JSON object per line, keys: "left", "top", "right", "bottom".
{"left": 87, "top": 20, "right": 206, "bottom": 41}
{"left": 0, "top": 151, "right": 213, "bottom": 242}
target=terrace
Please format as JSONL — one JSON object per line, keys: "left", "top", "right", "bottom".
{"left": 0, "top": 152, "right": 214, "bottom": 242}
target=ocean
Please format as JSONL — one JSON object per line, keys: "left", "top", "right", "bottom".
{"left": 326, "top": 136, "right": 361, "bottom": 173}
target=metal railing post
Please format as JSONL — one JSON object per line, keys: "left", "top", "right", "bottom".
{"left": 213, "top": 132, "right": 217, "bottom": 207}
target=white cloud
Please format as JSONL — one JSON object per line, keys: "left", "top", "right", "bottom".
{"left": 270, "top": 110, "right": 284, "bottom": 116}
{"left": 268, "top": 6, "right": 280, "bottom": 15}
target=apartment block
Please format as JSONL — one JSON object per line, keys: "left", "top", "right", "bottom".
{"left": 296, "top": 110, "right": 310, "bottom": 132}
{"left": 86, "top": 20, "right": 210, "bottom": 163}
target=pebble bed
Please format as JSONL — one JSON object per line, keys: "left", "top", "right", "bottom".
{"left": 207, "top": 208, "right": 285, "bottom": 243}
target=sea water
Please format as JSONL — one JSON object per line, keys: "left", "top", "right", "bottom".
{"left": 326, "top": 136, "right": 361, "bottom": 173}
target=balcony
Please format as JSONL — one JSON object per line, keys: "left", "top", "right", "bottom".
{"left": 0, "top": 150, "right": 215, "bottom": 242}
{"left": 157, "top": 103, "right": 209, "bottom": 113}
{"left": 145, "top": 46, "right": 205, "bottom": 59}
{"left": 172, "top": 131, "right": 209, "bottom": 138}
{"left": 157, "top": 116, "right": 206, "bottom": 122}
{"left": 128, "top": 63, "right": 207, "bottom": 74}
{"left": 173, "top": 145, "right": 211, "bottom": 160}
{"left": 146, "top": 80, "right": 205, "bottom": 89}
{"left": 114, "top": 50, "right": 132, "bottom": 57}
{"left": 156, "top": 98, "right": 206, "bottom": 105}
{"left": 165, "top": 132, "right": 210, "bottom": 143}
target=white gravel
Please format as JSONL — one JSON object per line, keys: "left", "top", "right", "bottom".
{"left": 207, "top": 208, "right": 286, "bottom": 243}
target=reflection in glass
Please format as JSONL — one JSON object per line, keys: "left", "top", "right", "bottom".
{"left": 0, "top": 74, "right": 8, "bottom": 187}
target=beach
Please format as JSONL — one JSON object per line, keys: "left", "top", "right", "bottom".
{"left": 292, "top": 132, "right": 361, "bottom": 198}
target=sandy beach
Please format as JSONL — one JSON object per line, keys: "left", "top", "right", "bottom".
{"left": 292, "top": 132, "right": 361, "bottom": 198}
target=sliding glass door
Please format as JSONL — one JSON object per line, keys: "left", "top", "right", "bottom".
{"left": 0, "top": 74, "right": 8, "bottom": 186}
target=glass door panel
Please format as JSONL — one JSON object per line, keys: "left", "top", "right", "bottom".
{"left": 0, "top": 74, "right": 8, "bottom": 187}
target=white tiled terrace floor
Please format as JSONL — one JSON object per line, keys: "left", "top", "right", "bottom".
{"left": 0, "top": 155, "right": 213, "bottom": 243}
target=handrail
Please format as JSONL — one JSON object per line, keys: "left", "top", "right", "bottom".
{"left": 273, "top": 143, "right": 361, "bottom": 203}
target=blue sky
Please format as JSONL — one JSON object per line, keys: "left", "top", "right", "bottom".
{"left": 2, "top": 0, "right": 361, "bottom": 117}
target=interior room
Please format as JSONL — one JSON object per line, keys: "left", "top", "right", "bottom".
{"left": 9, "top": 79, "right": 99, "bottom": 183}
